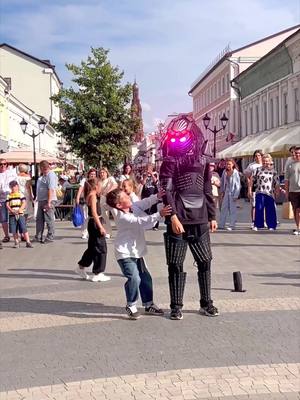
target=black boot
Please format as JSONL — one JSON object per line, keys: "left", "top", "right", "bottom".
{"left": 168, "top": 272, "right": 186, "bottom": 320}
{"left": 198, "top": 269, "right": 219, "bottom": 317}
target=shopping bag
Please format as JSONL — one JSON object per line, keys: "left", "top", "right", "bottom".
{"left": 72, "top": 205, "right": 84, "bottom": 227}
{"left": 281, "top": 202, "right": 294, "bottom": 220}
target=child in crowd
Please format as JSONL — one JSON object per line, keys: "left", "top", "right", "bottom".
{"left": 76, "top": 178, "right": 110, "bottom": 282}
{"left": 6, "top": 180, "right": 33, "bottom": 248}
{"left": 106, "top": 188, "right": 172, "bottom": 320}
{"left": 122, "top": 178, "right": 140, "bottom": 202}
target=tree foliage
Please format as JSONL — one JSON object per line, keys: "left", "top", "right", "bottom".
{"left": 52, "top": 47, "right": 137, "bottom": 169}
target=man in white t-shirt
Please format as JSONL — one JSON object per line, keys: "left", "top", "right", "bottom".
{"left": 0, "top": 159, "right": 17, "bottom": 244}
{"left": 244, "top": 150, "right": 263, "bottom": 228}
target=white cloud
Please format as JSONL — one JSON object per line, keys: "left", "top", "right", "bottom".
{"left": 1, "top": 0, "right": 298, "bottom": 131}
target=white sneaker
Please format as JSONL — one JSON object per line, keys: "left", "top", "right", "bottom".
{"left": 226, "top": 227, "right": 233, "bottom": 231}
{"left": 91, "top": 273, "right": 111, "bottom": 282}
{"left": 75, "top": 266, "right": 89, "bottom": 280}
{"left": 81, "top": 233, "right": 88, "bottom": 239}
{"left": 105, "top": 234, "right": 111, "bottom": 239}
{"left": 292, "top": 230, "right": 300, "bottom": 235}
{"left": 269, "top": 228, "right": 275, "bottom": 231}
{"left": 252, "top": 227, "right": 258, "bottom": 231}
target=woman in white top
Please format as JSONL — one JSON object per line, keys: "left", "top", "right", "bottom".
{"left": 99, "top": 167, "right": 118, "bottom": 238}
{"left": 118, "top": 164, "right": 134, "bottom": 186}
{"left": 17, "top": 164, "right": 34, "bottom": 219}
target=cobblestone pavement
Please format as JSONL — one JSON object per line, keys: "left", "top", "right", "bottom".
{"left": 0, "top": 202, "right": 299, "bottom": 400}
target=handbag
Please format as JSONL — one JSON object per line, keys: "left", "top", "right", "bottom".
{"left": 282, "top": 202, "right": 294, "bottom": 220}
{"left": 72, "top": 204, "right": 84, "bottom": 227}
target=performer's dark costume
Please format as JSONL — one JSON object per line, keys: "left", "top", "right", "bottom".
{"left": 159, "top": 114, "right": 219, "bottom": 320}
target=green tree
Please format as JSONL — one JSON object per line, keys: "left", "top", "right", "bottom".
{"left": 52, "top": 47, "right": 137, "bottom": 169}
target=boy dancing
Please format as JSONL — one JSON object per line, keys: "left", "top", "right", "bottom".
{"left": 106, "top": 188, "right": 171, "bottom": 319}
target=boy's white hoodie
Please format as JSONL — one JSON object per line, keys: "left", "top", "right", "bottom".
{"left": 112, "top": 194, "right": 162, "bottom": 260}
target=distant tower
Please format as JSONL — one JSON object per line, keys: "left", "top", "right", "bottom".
{"left": 131, "top": 80, "right": 144, "bottom": 143}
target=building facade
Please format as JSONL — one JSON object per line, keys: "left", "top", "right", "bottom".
{"left": 231, "top": 28, "right": 300, "bottom": 173}
{"left": 189, "top": 25, "right": 299, "bottom": 156}
{"left": 0, "top": 76, "right": 58, "bottom": 155}
{"left": 0, "top": 44, "right": 61, "bottom": 125}
{"left": 0, "top": 44, "right": 62, "bottom": 157}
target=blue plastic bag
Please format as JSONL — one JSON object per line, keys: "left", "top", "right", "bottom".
{"left": 72, "top": 205, "right": 84, "bottom": 227}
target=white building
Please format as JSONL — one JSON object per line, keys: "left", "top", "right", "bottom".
{"left": 189, "top": 25, "right": 299, "bottom": 155}
{"left": 0, "top": 44, "right": 61, "bottom": 124}
{"left": 220, "top": 28, "right": 300, "bottom": 173}
{"left": 0, "top": 44, "right": 62, "bottom": 157}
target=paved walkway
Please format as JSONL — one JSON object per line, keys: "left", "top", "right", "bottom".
{"left": 0, "top": 202, "right": 299, "bottom": 399}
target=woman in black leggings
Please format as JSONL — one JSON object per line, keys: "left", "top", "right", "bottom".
{"left": 75, "top": 178, "right": 111, "bottom": 282}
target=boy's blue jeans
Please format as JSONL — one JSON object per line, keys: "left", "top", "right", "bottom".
{"left": 117, "top": 257, "right": 153, "bottom": 307}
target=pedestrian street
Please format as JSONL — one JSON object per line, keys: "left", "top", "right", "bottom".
{"left": 0, "top": 202, "right": 299, "bottom": 400}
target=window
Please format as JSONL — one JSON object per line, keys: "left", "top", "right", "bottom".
{"left": 226, "top": 73, "right": 230, "bottom": 92}
{"left": 255, "top": 104, "right": 259, "bottom": 133}
{"left": 217, "top": 80, "right": 221, "bottom": 97}
{"left": 4, "top": 77, "right": 11, "bottom": 91}
{"left": 210, "top": 86, "right": 213, "bottom": 103}
{"left": 214, "top": 83, "right": 217, "bottom": 100}
{"left": 250, "top": 107, "right": 253, "bottom": 134}
{"left": 283, "top": 93, "right": 288, "bottom": 124}
{"left": 263, "top": 101, "right": 267, "bottom": 130}
{"left": 244, "top": 109, "right": 248, "bottom": 136}
{"left": 294, "top": 88, "right": 299, "bottom": 121}
{"left": 270, "top": 98, "right": 274, "bottom": 129}
{"left": 275, "top": 96, "right": 279, "bottom": 126}
{"left": 222, "top": 77, "right": 225, "bottom": 95}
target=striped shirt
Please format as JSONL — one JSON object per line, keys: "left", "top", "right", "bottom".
{"left": 6, "top": 192, "right": 26, "bottom": 215}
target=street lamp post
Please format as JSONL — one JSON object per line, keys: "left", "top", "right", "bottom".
{"left": 20, "top": 117, "right": 47, "bottom": 196}
{"left": 202, "top": 113, "right": 228, "bottom": 158}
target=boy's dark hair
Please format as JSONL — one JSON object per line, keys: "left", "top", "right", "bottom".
{"left": 106, "top": 188, "right": 123, "bottom": 209}
{"left": 289, "top": 146, "right": 296, "bottom": 152}
{"left": 9, "top": 180, "right": 18, "bottom": 188}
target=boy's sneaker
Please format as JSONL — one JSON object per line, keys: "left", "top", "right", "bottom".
{"left": 145, "top": 303, "right": 164, "bottom": 316}
{"left": 200, "top": 304, "right": 219, "bottom": 317}
{"left": 13, "top": 241, "right": 20, "bottom": 248}
{"left": 91, "top": 273, "right": 111, "bottom": 282}
{"left": 75, "top": 265, "right": 89, "bottom": 280}
{"left": 170, "top": 308, "right": 183, "bottom": 320}
{"left": 125, "top": 305, "right": 140, "bottom": 320}
{"left": 293, "top": 229, "right": 300, "bottom": 235}
{"left": 26, "top": 242, "right": 33, "bottom": 248}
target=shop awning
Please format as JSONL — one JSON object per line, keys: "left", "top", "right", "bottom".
{"left": 217, "top": 124, "right": 300, "bottom": 158}
{"left": 0, "top": 150, "right": 60, "bottom": 164}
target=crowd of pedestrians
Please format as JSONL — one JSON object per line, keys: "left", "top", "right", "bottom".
{"left": 0, "top": 149, "right": 299, "bottom": 319}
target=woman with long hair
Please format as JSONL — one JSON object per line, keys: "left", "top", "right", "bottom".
{"left": 119, "top": 164, "right": 134, "bottom": 185}
{"left": 99, "top": 167, "right": 118, "bottom": 238}
{"left": 218, "top": 159, "right": 241, "bottom": 231}
{"left": 75, "top": 168, "right": 97, "bottom": 239}
{"left": 75, "top": 178, "right": 110, "bottom": 282}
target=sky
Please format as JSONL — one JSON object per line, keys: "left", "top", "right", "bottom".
{"left": 0, "top": 0, "right": 299, "bottom": 133}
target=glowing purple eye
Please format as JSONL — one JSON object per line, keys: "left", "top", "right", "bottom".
{"left": 170, "top": 138, "right": 176, "bottom": 143}
{"left": 179, "top": 136, "right": 187, "bottom": 142}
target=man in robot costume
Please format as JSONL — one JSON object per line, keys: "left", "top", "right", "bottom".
{"left": 159, "top": 113, "right": 219, "bottom": 320}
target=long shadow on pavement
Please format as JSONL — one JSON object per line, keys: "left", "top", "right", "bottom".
{"left": 0, "top": 298, "right": 129, "bottom": 320}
